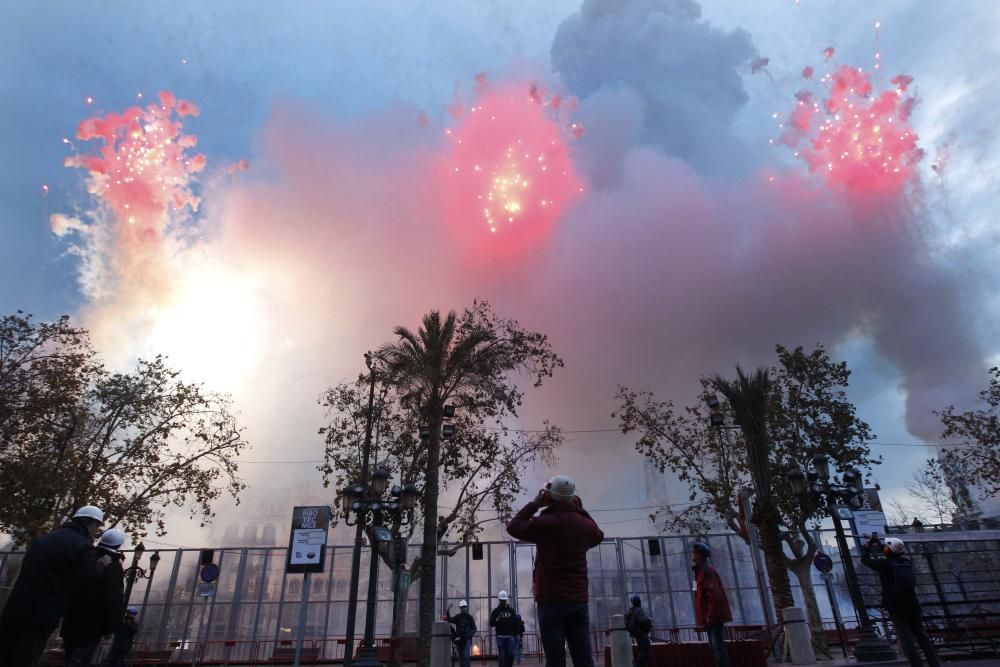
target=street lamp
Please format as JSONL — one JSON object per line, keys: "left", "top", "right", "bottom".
{"left": 786, "top": 456, "right": 896, "bottom": 661}
{"left": 340, "top": 471, "right": 419, "bottom": 667}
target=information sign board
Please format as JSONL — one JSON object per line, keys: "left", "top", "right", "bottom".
{"left": 286, "top": 505, "right": 331, "bottom": 574}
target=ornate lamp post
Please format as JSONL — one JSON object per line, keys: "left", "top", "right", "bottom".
{"left": 787, "top": 454, "right": 895, "bottom": 661}
{"left": 341, "top": 469, "right": 419, "bottom": 667}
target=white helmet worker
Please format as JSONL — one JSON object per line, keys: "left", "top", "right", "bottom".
{"left": 72, "top": 506, "right": 105, "bottom": 525}
{"left": 498, "top": 590, "right": 509, "bottom": 601}
{"left": 546, "top": 475, "right": 576, "bottom": 502}
{"left": 884, "top": 537, "right": 906, "bottom": 554}
{"left": 98, "top": 529, "right": 126, "bottom": 549}
{"left": 459, "top": 600, "right": 468, "bottom": 608}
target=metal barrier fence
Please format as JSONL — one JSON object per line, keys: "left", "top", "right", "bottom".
{"left": 3, "top": 527, "right": 999, "bottom": 661}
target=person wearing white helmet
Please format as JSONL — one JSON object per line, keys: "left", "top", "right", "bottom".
{"left": 507, "top": 475, "right": 604, "bottom": 667}
{"left": 490, "top": 590, "right": 518, "bottom": 667}
{"left": 0, "top": 505, "right": 106, "bottom": 666}
{"left": 61, "top": 528, "right": 128, "bottom": 666}
{"left": 446, "top": 599, "right": 476, "bottom": 667}
{"left": 862, "top": 535, "right": 940, "bottom": 667}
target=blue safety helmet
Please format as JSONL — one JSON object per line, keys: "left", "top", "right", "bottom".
{"left": 692, "top": 541, "right": 711, "bottom": 558}
{"left": 630, "top": 594, "right": 641, "bottom": 605}
{"left": 126, "top": 607, "right": 138, "bottom": 616}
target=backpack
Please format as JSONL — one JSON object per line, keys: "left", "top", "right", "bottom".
{"left": 888, "top": 558, "right": 916, "bottom": 595}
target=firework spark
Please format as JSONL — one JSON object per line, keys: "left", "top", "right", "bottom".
{"left": 440, "top": 78, "right": 583, "bottom": 255}
{"left": 778, "top": 62, "right": 922, "bottom": 193}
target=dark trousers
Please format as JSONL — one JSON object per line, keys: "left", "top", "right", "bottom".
{"left": 633, "top": 633, "right": 651, "bottom": 667}
{"left": 705, "top": 624, "right": 732, "bottom": 667}
{"left": 537, "top": 601, "right": 593, "bottom": 667}
{"left": 0, "top": 618, "right": 55, "bottom": 667}
{"left": 891, "top": 611, "right": 941, "bottom": 667}
{"left": 63, "top": 637, "right": 101, "bottom": 667}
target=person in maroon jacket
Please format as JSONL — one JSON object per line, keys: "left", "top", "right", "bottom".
{"left": 506, "top": 475, "right": 604, "bottom": 667}
{"left": 691, "top": 541, "right": 733, "bottom": 667}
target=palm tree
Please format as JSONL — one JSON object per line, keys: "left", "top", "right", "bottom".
{"left": 711, "top": 366, "right": 795, "bottom": 625}
{"left": 379, "top": 304, "right": 561, "bottom": 666}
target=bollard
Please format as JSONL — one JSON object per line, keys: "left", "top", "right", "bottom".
{"left": 782, "top": 607, "right": 816, "bottom": 665}
{"left": 609, "top": 613, "right": 633, "bottom": 667}
{"left": 431, "top": 620, "right": 453, "bottom": 667}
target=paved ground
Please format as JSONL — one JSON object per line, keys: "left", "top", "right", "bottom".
{"left": 507, "top": 657, "right": 1000, "bottom": 666}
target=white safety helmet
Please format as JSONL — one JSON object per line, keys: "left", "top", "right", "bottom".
{"left": 72, "top": 506, "right": 105, "bottom": 525}
{"left": 546, "top": 475, "right": 576, "bottom": 502}
{"left": 459, "top": 600, "right": 468, "bottom": 608}
{"left": 98, "top": 529, "right": 126, "bottom": 549}
{"left": 884, "top": 537, "right": 906, "bottom": 554}
{"left": 498, "top": 590, "right": 509, "bottom": 601}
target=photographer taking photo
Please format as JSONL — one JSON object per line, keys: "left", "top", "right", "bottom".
{"left": 861, "top": 535, "right": 940, "bottom": 667}
{"left": 507, "top": 475, "right": 604, "bottom": 667}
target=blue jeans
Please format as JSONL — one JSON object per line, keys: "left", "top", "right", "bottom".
{"left": 705, "top": 624, "right": 732, "bottom": 667}
{"left": 497, "top": 635, "right": 517, "bottom": 667}
{"left": 537, "top": 601, "right": 593, "bottom": 667}
{"left": 455, "top": 639, "right": 472, "bottom": 667}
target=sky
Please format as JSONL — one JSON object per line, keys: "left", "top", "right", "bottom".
{"left": 2, "top": 0, "right": 999, "bottom": 545}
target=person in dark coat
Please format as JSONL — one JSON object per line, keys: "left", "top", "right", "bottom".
{"left": 692, "top": 542, "right": 732, "bottom": 667}
{"left": 507, "top": 475, "right": 604, "bottom": 667}
{"left": 490, "top": 591, "right": 518, "bottom": 667}
{"left": 105, "top": 607, "right": 139, "bottom": 667}
{"left": 445, "top": 600, "right": 477, "bottom": 667}
{"left": 61, "top": 528, "right": 126, "bottom": 667}
{"left": 0, "top": 505, "right": 105, "bottom": 667}
{"left": 624, "top": 595, "right": 653, "bottom": 667}
{"left": 861, "top": 537, "right": 940, "bottom": 667}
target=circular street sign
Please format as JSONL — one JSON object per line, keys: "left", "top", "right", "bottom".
{"left": 372, "top": 526, "right": 393, "bottom": 543}
{"left": 813, "top": 552, "right": 834, "bottom": 574}
{"left": 200, "top": 563, "right": 221, "bottom": 583}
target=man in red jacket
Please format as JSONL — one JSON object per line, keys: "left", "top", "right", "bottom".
{"left": 692, "top": 541, "right": 732, "bottom": 667}
{"left": 507, "top": 475, "right": 604, "bottom": 667}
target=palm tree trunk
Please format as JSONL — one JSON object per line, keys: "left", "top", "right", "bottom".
{"left": 756, "top": 509, "right": 794, "bottom": 624}
{"left": 789, "top": 557, "right": 830, "bottom": 654}
{"left": 418, "top": 418, "right": 442, "bottom": 667}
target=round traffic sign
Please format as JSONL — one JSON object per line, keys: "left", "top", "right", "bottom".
{"left": 200, "top": 563, "right": 220, "bottom": 583}
{"left": 813, "top": 551, "right": 833, "bottom": 574}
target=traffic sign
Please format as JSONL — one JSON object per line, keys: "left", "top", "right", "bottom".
{"left": 813, "top": 551, "right": 834, "bottom": 574}
{"left": 200, "top": 563, "right": 220, "bottom": 583}
{"left": 196, "top": 582, "right": 216, "bottom": 597}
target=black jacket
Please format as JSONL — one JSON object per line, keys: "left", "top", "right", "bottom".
{"left": 61, "top": 546, "right": 125, "bottom": 644}
{"left": 110, "top": 615, "right": 139, "bottom": 655}
{"left": 446, "top": 610, "right": 476, "bottom": 642}
{"left": 860, "top": 548, "right": 920, "bottom": 614}
{"left": 490, "top": 603, "right": 518, "bottom": 636}
{"left": 625, "top": 605, "right": 652, "bottom": 637}
{"left": 0, "top": 521, "right": 99, "bottom": 629}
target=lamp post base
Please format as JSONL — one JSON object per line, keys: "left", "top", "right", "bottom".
{"left": 352, "top": 645, "right": 383, "bottom": 667}
{"left": 852, "top": 625, "right": 897, "bottom": 662}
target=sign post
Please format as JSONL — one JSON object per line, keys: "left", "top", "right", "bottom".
{"left": 286, "top": 506, "right": 331, "bottom": 666}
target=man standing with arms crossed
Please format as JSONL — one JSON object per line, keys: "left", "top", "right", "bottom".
{"left": 507, "top": 475, "right": 604, "bottom": 667}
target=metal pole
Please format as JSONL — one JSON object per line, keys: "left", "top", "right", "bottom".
{"left": 823, "top": 573, "right": 848, "bottom": 658}
{"left": 156, "top": 549, "right": 183, "bottom": 644}
{"left": 830, "top": 512, "right": 895, "bottom": 661}
{"left": 344, "top": 358, "right": 378, "bottom": 667}
{"left": 192, "top": 594, "right": 209, "bottom": 667}
{"left": 354, "top": 534, "right": 382, "bottom": 666}
{"left": 294, "top": 572, "right": 311, "bottom": 666}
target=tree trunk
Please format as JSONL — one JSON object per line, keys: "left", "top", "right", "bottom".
{"left": 789, "top": 557, "right": 830, "bottom": 655}
{"left": 418, "top": 418, "right": 442, "bottom": 667}
{"left": 756, "top": 509, "right": 794, "bottom": 624}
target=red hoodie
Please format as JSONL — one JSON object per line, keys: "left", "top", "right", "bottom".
{"left": 694, "top": 562, "right": 733, "bottom": 626}
{"left": 506, "top": 500, "right": 604, "bottom": 603}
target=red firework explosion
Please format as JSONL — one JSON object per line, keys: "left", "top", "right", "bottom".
{"left": 440, "top": 78, "right": 583, "bottom": 255}
{"left": 777, "top": 62, "right": 922, "bottom": 193}
{"left": 65, "top": 91, "right": 205, "bottom": 232}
